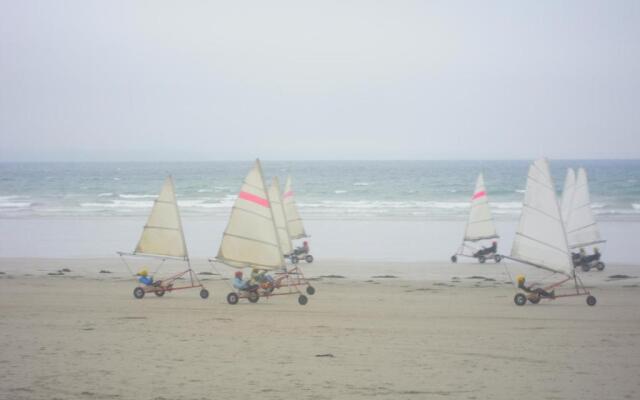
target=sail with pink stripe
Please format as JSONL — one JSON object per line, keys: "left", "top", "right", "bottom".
{"left": 283, "top": 175, "right": 307, "bottom": 239}
{"left": 216, "top": 159, "right": 285, "bottom": 270}
{"left": 463, "top": 173, "right": 498, "bottom": 241}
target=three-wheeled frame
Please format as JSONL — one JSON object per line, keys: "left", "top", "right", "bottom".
{"left": 502, "top": 255, "right": 596, "bottom": 307}
{"left": 451, "top": 242, "right": 501, "bottom": 264}
{"left": 285, "top": 246, "right": 314, "bottom": 264}
{"left": 211, "top": 261, "right": 315, "bottom": 306}
{"left": 119, "top": 252, "right": 209, "bottom": 300}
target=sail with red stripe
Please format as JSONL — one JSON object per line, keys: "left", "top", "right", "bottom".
{"left": 464, "top": 173, "right": 498, "bottom": 241}
{"left": 216, "top": 159, "right": 284, "bottom": 270}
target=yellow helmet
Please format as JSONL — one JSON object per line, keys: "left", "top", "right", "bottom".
{"left": 138, "top": 267, "right": 149, "bottom": 276}
{"left": 516, "top": 275, "right": 525, "bottom": 284}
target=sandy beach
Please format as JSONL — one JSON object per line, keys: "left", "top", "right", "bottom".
{"left": 1, "top": 258, "right": 639, "bottom": 400}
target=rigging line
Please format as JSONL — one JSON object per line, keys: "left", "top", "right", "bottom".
{"left": 152, "top": 258, "right": 166, "bottom": 276}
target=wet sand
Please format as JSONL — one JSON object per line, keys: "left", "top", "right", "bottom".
{"left": 1, "top": 258, "right": 639, "bottom": 400}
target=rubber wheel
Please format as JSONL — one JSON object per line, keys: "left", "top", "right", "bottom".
{"left": 528, "top": 295, "right": 541, "bottom": 304}
{"left": 596, "top": 262, "right": 605, "bottom": 271}
{"left": 494, "top": 254, "right": 502, "bottom": 263}
{"left": 133, "top": 287, "right": 145, "bottom": 299}
{"left": 581, "top": 264, "right": 591, "bottom": 272}
{"left": 306, "top": 286, "right": 316, "bottom": 295}
{"left": 479, "top": 256, "right": 486, "bottom": 264}
{"left": 305, "top": 254, "right": 314, "bottom": 263}
{"left": 514, "top": 293, "right": 527, "bottom": 306}
{"left": 248, "top": 291, "right": 259, "bottom": 303}
{"left": 298, "top": 294, "right": 308, "bottom": 305}
{"left": 451, "top": 255, "right": 457, "bottom": 263}
{"left": 200, "top": 289, "right": 209, "bottom": 299}
{"left": 154, "top": 289, "right": 165, "bottom": 297}
{"left": 586, "top": 295, "right": 597, "bottom": 306}
{"left": 291, "top": 255, "right": 299, "bottom": 264}
{"left": 227, "top": 292, "right": 239, "bottom": 305}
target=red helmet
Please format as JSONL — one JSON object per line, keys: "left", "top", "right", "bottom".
{"left": 235, "top": 271, "right": 243, "bottom": 278}
{"left": 304, "top": 241, "right": 308, "bottom": 245}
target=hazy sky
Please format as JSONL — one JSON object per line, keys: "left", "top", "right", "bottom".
{"left": 1, "top": 1, "right": 639, "bottom": 161}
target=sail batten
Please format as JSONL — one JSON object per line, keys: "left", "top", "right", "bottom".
{"left": 283, "top": 175, "right": 308, "bottom": 239}
{"left": 463, "top": 173, "right": 498, "bottom": 242}
{"left": 134, "top": 176, "right": 188, "bottom": 259}
{"left": 511, "top": 159, "right": 573, "bottom": 277}
{"left": 216, "top": 160, "right": 285, "bottom": 270}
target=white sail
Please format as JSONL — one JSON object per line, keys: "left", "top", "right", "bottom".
{"left": 511, "top": 159, "right": 573, "bottom": 276}
{"left": 464, "top": 173, "right": 499, "bottom": 241}
{"left": 269, "top": 176, "right": 293, "bottom": 256}
{"left": 560, "top": 168, "right": 576, "bottom": 224}
{"left": 566, "top": 168, "right": 605, "bottom": 249}
{"left": 134, "top": 176, "right": 188, "bottom": 259}
{"left": 283, "top": 175, "right": 308, "bottom": 239}
{"left": 216, "top": 160, "right": 284, "bottom": 270}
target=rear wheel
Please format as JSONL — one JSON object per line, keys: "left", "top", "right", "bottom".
{"left": 478, "top": 256, "right": 486, "bottom": 264}
{"left": 451, "top": 255, "right": 458, "bottom": 263}
{"left": 306, "top": 286, "right": 316, "bottom": 295}
{"left": 133, "top": 287, "right": 145, "bottom": 299}
{"left": 200, "top": 289, "right": 209, "bottom": 299}
{"left": 298, "top": 294, "right": 308, "bottom": 305}
{"left": 528, "top": 295, "right": 540, "bottom": 304}
{"left": 154, "top": 289, "right": 165, "bottom": 297}
{"left": 581, "top": 264, "right": 591, "bottom": 272}
{"left": 514, "top": 293, "right": 527, "bottom": 306}
{"left": 227, "top": 292, "right": 239, "bottom": 305}
{"left": 586, "top": 295, "right": 597, "bottom": 306}
{"left": 305, "top": 254, "right": 314, "bottom": 263}
{"left": 596, "top": 262, "right": 605, "bottom": 271}
{"left": 494, "top": 254, "right": 502, "bottom": 263}
{"left": 248, "top": 291, "right": 259, "bottom": 303}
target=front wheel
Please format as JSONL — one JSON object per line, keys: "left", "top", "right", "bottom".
{"left": 514, "top": 293, "right": 527, "bottom": 306}
{"left": 581, "top": 264, "right": 591, "bottom": 272}
{"left": 227, "top": 292, "right": 239, "bottom": 305}
{"left": 305, "top": 254, "right": 314, "bottom": 263}
{"left": 133, "top": 287, "right": 145, "bottom": 299}
{"left": 596, "top": 262, "right": 605, "bottom": 271}
{"left": 154, "top": 289, "right": 165, "bottom": 297}
{"left": 478, "top": 256, "right": 486, "bottom": 264}
{"left": 586, "top": 295, "right": 597, "bottom": 306}
{"left": 200, "top": 289, "right": 209, "bottom": 299}
{"left": 291, "top": 255, "right": 299, "bottom": 264}
{"left": 451, "top": 255, "right": 458, "bottom": 263}
{"left": 298, "top": 294, "right": 308, "bottom": 305}
{"left": 306, "top": 286, "right": 316, "bottom": 295}
{"left": 494, "top": 254, "right": 502, "bottom": 263}
{"left": 248, "top": 291, "right": 259, "bottom": 303}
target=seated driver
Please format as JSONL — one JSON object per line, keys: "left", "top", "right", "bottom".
{"left": 516, "top": 275, "right": 555, "bottom": 298}
{"left": 137, "top": 267, "right": 153, "bottom": 286}
{"left": 233, "top": 271, "right": 259, "bottom": 291}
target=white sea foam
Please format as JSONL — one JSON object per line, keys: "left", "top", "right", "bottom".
{"left": 119, "top": 194, "right": 157, "bottom": 199}
{"left": 0, "top": 201, "right": 32, "bottom": 208}
{"left": 353, "top": 182, "right": 371, "bottom": 186}
{"left": 633, "top": 203, "right": 640, "bottom": 210}
{"left": 81, "top": 200, "right": 154, "bottom": 208}
{"left": 98, "top": 192, "right": 113, "bottom": 197}
{"left": 334, "top": 190, "right": 348, "bottom": 194}
{"left": 197, "top": 189, "right": 213, "bottom": 193}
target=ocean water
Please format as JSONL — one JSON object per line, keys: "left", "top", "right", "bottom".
{"left": 1, "top": 160, "right": 639, "bottom": 220}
